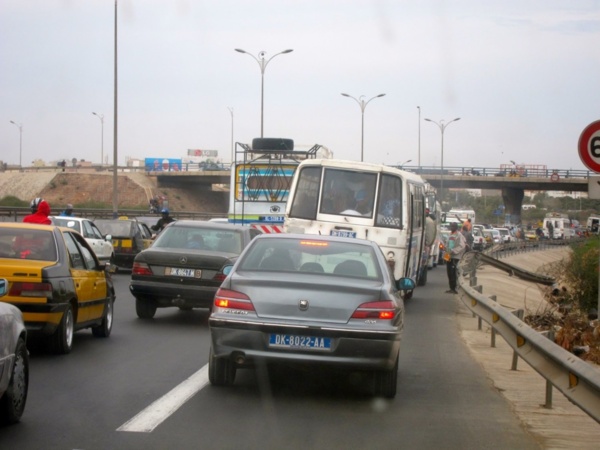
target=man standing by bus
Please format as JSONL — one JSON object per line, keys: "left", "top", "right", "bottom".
{"left": 445, "top": 222, "right": 466, "bottom": 294}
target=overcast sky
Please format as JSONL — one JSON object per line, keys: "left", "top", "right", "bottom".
{"left": 2, "top": 0, "right": 600, "bottom": 171}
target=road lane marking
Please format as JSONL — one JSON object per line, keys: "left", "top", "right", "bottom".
{"left": 117, "top": 364, "right": 210, "bottom": 433}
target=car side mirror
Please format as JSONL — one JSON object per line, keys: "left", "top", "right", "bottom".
{"left": 222, "top": 265, "right": 234, "bottom": 276}
{"left": 397, "top": 277, "right": 416, "bottom": 291}
{"left": 0, "top": 278, "right": 7, "bottom": 297}
{"left": 105, "top": 234, "right": 112, "bottom": 241}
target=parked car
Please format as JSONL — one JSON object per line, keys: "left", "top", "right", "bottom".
{"left": 494, "top": 227, "right": 516, "bottom": 243}
{"left": 0, "top": 223, "right": 115, "bottom": 354}
{"left": 129, "top": 221, "right": 262, "bottom": 319}
{"left": 208, "top": 233, "right": 415, "bottom": 398}
{"left": 0, "top": 283, "right": 28, "bottom": 425}
{"left": 50, "top": 216, "right": 114, "bottom": 263}
{"left": 95, "top": 218, "right": 153, "bottom": 271}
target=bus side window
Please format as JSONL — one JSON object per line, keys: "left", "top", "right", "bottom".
{"left": 376, "top": 174, "right": 402, "bottom": 228}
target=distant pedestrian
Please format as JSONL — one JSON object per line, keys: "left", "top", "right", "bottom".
{"left": 59, "top": 203, "right": 74, "bottom": 216}
{"left": 547, "top": 221, "right": 554, "bottom": 240}
{"left": 151, "top": 208, "right": 175, "bottom": 234}
{"left": 461, "top": 224, "right": 474, "bottom": 252}
{"left": 445, "top": 222, "right": 466, "bottom": 294}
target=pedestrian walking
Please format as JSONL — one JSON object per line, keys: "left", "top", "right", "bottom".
{"left": 444, "top": 222, "right": 467, "bottom": 294}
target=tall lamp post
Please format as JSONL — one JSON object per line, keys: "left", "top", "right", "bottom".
{"left": 424, "top": 117, "right": 460, "bottom": 203}
{"left": 92, "top": 112, "right": 104, "bottom": 165}
{"left": 417, "top": 106, "right": 421, "bottom": 167}
{"left": 227, "top": 107, "right": 234, "bottom": 163}
{"left": 9, "top": 120, "right": 23, "bottom": 168}
{"left": 234, "top": 48, "right": 293, "bottom": 138}
{"left": 398, "top": 159, "right": 412, "bottom": 169}
{"left": 341, "top": 93, "right": 386, "bottom": 162}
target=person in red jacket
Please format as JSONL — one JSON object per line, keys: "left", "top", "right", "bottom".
{"left": 23, "top": 198, "right": 52, "bottom": 225}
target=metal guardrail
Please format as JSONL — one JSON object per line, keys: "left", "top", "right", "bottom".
{"left": 0, "top": 207, "right": 224, "bottom": 223}
{"left": 457, "top": 246, "right": 600, "bottom": 424}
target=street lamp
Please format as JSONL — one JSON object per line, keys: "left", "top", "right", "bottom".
{"left": 92, "top": 112, "right": 104, "bottom": 165}
{"left": 227, "top": 107, "right": 234, "bottom": 163}
{"left": 424, "top": 117, "right": 460, "bottom": 203}
{"left": 398, "top": 159, "right": 412, "bottom": 169}
{"left": 9, "top": 121, "right": 23, "bottom": 168}
{"left": 234, "top": 48, "right": 293, "bottom": 138}
{"left": 417, "top": 106, "right": 421, "bottom": 167}
{"left": 341, "top": 93, "right": 386, "bottom": 162}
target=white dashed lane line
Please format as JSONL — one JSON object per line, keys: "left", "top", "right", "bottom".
{"left": 117, "top": 365, "right": 210, "bottom": 433}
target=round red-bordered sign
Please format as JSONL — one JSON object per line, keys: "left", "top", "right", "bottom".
{"left": 578, "top": 120, "right": 600, "bottom": 173}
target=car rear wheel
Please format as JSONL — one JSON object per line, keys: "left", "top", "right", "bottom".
{"left": 0, "top": 338, "right": 29, "bottom": 425}
{"left": 50, "top": 304, "right": 74, "bottom": 354}
{"left": 136, "top": 298, "right": 157, "bottom": 319}
{"left": 92, "top": 295, "right": 114, "bottom": 337}
{"left": 208, "top": 346, "right": 236, "bottom": 386}
{"left": 374, "top": 353, "right": 398, "bottom": 398}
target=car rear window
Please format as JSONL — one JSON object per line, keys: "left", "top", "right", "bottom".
{"left": 153, "top": 227, "right": 242, "bottom": 253}
{"left": 238, "top": 238, "right": 382, "bottom": 280}
{"left": 0, "top": 228, "right": 57, "bottom": 261}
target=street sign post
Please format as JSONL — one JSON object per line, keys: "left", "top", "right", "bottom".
{"left": 578, "top": 120, "right": 600, "bottom": 173}
{"left": 578, "top": 120, "right": 600, "bottom": 315}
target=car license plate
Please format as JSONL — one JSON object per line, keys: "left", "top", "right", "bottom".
{"left": 165, "top": 267, "right": 201, "bottom": 278}
{"left": 330, "top": 229, "right": 356, "bottom": 238}
{"left": 269, "top": 334, "right": 331, "bottom": 350}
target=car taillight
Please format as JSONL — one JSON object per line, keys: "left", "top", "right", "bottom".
{"left": 351, "top": 301, "right": 396, "bottom": 320}
{"left": 9, "top": 282, "right": 53, "bottom": 299}
{"left": 132, "top": 262, "right": 152, "bottom": 275}
{"left": 212, "top": 272, "right": 227, "bottom": 283}
{"left": 214, "top": 288, "right": 255, "bottom": 311}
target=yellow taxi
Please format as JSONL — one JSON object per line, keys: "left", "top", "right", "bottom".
{"left": 94, "top": 218, "right": 153, "bottom": 271}
{"left": 0, "top": 223, "right": 115, "bottom": 354}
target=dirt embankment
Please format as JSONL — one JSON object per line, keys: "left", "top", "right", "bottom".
{"left": 0, "top": 171, "right": 228, "bottom": 214}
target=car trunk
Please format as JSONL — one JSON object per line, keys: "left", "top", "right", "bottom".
{"left": 229, "top": 272, "right": 384, "bottom": 324}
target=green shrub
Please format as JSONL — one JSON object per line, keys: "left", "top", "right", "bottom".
{"left": 562, "top": 239, "right": 599, "bottom": 312}
{"left": 0, "top": 196, "right": 28, "bottom": 207}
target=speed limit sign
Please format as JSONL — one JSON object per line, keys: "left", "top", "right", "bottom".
{"left": 578, "top": 120, "right": 600, "bottom": 173}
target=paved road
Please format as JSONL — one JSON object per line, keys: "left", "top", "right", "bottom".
{"left": 0, "top": 269, "right": 541, "bottom": 450}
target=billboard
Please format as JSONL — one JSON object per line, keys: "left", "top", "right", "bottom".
{"left": 188, "top": 149, "right": 218, "bottom": 157}
{"left": 145, "top": 158, "right": 183, "bottom": 172}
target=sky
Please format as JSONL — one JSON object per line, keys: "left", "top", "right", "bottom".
{"left": 2, "top": 0, "right": 600, "bottom": 171}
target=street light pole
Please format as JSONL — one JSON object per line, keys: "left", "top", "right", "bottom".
{"left": 9, "top": 120, "right": 23, "bottom": 168}
{"left": 424, "top": 117, "right": 460, "bottom": 204}
{"left": 417, "top": 106, "right": 421, "bottom": 167}
{"left": 227, "top": 107, "right": 234, "bottom": 163}
{"left": 92, "top": 112, "right": 104, "bottom": 165}
{"left": 341, "top": 93, "right": 386, "bottom": 162}
{"left": 234, "top": 48, "right": 293, "bottom": 138}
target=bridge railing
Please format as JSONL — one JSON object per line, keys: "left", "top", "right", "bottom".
{"left": 457, "top": 246, "right": 600, "bottom": 424}
{"left": 399, "top": 166, "right": 592, "bottom": 180}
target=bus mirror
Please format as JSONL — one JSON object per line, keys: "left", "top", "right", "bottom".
{"left": 397, "top": 277, "right": 415, "bottom": 291}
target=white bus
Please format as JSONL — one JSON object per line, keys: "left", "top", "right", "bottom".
{"left": 228, "top": 138, "right": 325, "bottom": 233}
{"left": 284, "top": 159, "right": 427, "bottom": 294}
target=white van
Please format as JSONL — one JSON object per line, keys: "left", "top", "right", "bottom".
{"left": 586, "top": 216, "right": 600, "bottom": 234}
{"left": 543, "top": 216, "right": 572, "bottom": 239}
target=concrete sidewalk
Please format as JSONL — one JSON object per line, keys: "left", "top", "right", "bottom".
{"left": 455, "top": 247, "right": 599, "bottom": 449}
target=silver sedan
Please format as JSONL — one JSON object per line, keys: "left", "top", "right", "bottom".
{"left": 0, "top": 279, "right": 29, "bottom": 424}
{"left": 208, "top": 233, "right": 414, "bottom": 398}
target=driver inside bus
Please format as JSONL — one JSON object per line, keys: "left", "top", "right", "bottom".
{"left": 353, "top": 189, "right": 373, "bottom": 215}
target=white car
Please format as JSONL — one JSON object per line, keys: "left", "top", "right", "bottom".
{"left": 494, "top": 227, "right": 516, "bottom": 243}
{"left": 51, "top": 216, "right": 114, "bottom": 263}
